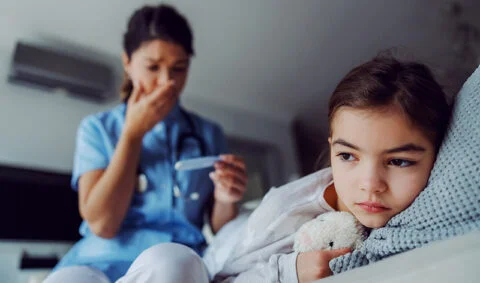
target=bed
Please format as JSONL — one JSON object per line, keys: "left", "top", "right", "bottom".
{"left": 320, "top": 230, "right": 480, "bottom": 283}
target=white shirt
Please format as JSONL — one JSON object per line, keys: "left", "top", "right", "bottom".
{"left": 212, "top": 168, "right": 335, "bottom": 283}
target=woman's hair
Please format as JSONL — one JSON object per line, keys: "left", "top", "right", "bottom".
{"left": 120, "top": 4, "right": 194, "bottom": 101}
{"left": 328, "top": 55, "right": 451, "bottom": 151}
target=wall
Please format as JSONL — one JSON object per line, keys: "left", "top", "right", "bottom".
{"left": 0, "top": 43, "right": 299, "bottom": 182}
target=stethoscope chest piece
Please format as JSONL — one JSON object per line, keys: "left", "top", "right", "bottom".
{"left": 189, "top": 192, "right": 200, "bottom": 201}
{"left": 137, "top": 174, "right": 148, "bottom": 193}
{"left": 173, "top": 184, "right": 200, "bottom": 201}
{"left": 173, "top": 184, "right": 182, "bottom": 198}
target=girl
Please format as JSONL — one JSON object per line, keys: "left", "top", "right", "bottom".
{"left": 45, "top": 4, "right": 247, "bottom": 283}
{"left": 212, "top": 55, "right": 451, "bottom": 282}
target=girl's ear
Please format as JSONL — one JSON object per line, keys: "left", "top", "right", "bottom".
{"left": 328, "top": 137, "right": 332, "bottom": 146}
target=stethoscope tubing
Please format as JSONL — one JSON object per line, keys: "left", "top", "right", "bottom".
{"left": 136, "top": 107, "right": 207, "bottom": 202}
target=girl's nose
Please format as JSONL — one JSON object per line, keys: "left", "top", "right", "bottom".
{"left": 359, "top": 165, "right": 387, "bottom": 193}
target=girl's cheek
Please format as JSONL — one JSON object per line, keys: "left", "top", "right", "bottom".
{"left": 389, "top": 174, "right": 424, "bottom": 208}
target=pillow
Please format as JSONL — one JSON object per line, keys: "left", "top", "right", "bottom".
{"left": 330, "top": 65, "right": 480, "bottom": 272}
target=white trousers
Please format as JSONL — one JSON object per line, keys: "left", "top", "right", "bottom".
{"left": 43, "top": 243, "right": 210, "bottom": 283}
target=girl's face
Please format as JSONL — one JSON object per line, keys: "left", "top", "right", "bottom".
{"left": 123, "top": 39, "right": 190, "bottom": 97}
{"left": 329, "top": 106, "right": 436, "bottom": 228}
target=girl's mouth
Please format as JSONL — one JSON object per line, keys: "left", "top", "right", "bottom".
{"left": 356, "top": 201, "right": 390, "bottom": 213}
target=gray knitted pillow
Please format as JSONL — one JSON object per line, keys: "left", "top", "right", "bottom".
{"left": 330, "top": 65, "right": 480, "bottom": 272}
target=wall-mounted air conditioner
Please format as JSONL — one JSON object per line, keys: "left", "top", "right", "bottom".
{"left": 8, "top": 42, "right": 114, "bottom": 102}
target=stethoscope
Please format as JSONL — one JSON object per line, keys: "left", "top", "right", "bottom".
{"left": 136, "top": 107, "right": 207, "bottom": 202}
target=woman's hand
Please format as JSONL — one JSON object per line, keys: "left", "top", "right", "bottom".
{"left": 209, "top": 154, "right": 247, "bottom": 233}
{"left": 123, "top": 80, "right": 177, "bottom": 140}
{"left": 209, "top": 154, "right": 248, "bottom": 204}
{"left": 296, "top": 248, "right": 351, "bottom": 283}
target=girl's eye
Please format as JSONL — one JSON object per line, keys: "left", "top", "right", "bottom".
{"left": 389, "top": 159, "right": 416, "bottom": 167}
{"left": 337, "top": 153, "right": 355, "bottom": 162}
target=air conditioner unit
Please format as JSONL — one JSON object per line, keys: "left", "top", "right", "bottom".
{"left": 8, "top": 42, "right": 114, "bottom": 101}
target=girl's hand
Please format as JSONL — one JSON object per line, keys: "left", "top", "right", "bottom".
{"left": 296, "top": 248, "right": 351, "bottom": 283}
{"left": 123, "top": 80, "right": 177, "bottom": 140}
{"left": 210, "top": 154, "right": 247, "bottom": 204}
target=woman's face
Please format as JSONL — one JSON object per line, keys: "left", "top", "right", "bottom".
{"left": 329, "top": 106, "right": 436, "bottom": 228}
{"left": 123, "top": 39, "right": 190, "bottom": 98}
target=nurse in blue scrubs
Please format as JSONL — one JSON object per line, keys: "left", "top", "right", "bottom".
{"left": 46, "top": 4, "right": 247, "bottom": 283}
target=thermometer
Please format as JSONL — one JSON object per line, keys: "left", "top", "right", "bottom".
{"left": 174, "top": 156, "right": 221, "bottom": 171}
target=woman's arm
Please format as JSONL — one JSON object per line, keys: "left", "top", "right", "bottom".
{"left": 210, "top": 201, "right": 238, "bottom": 234}
{"left": 78, "top": 81, "right": 177, "bottom": 238}
{"left": 209, "top": 155, "right": 247, "bottom": 233}
{"left": 78, "top": 133, "right": 142, "bottom": 238}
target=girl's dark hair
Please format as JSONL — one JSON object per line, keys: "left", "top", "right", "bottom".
{"left": 316, "top": 55, "right": 451, "bottom": 171}
{"left": 328, "top": 55, "right": 451, "bottom": 152}
{"left": 121, "top": 4, "right": 194, "bottom": 101}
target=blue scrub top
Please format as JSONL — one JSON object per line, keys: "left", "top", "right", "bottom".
{"left": 55, "top": 103, "right": 227, "bottom": 281}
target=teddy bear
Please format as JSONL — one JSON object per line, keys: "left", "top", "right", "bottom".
{"left": 294, "top": 211, "right": 367, "bottom": 253}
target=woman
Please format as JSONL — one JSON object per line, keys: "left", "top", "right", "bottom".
{"left": 46, "top": 4, "right": 247, "bottom": 282}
